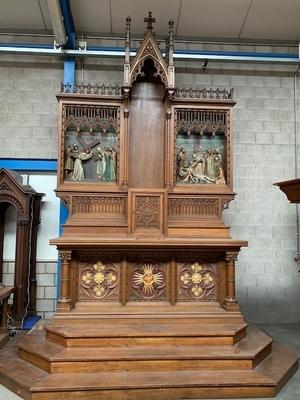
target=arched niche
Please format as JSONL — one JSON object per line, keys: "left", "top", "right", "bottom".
{"left": 0, "top": 169, "right": 43, "bottom": 326}
{"left": 128, "top": 57, "right": 166, "bottom": 189}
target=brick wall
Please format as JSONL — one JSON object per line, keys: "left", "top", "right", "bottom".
{"left": 2, "top": 261, "right": 57, "bottom": 320}
{"left": 0, "top": 56, "right": 62, "bottom": 159}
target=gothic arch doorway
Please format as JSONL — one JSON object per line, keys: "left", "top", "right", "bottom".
{"left": 0, "top": 169, "right": 43, "bottom": 325}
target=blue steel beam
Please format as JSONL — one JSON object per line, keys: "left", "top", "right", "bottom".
{"left": 59, "top": 0, "right": 76, "bottom": 49}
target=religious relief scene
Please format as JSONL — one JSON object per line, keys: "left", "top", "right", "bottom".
{"left": 63, "top": 105, "right": 119, "bottom": 183}
{"left": 176, "top": 109, "right": 227, "bottom": 185}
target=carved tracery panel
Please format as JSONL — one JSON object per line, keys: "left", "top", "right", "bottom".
{"left": 177, "top": 261, "right": 217, "bottom": 302}
{"left": 79, "top": 260, "right": 120, "bottom": 301}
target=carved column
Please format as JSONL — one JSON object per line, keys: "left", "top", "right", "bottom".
{"left": 13, "top": 218, "right": 31, "bottom": 325}
{"left": 165, "top": 110, "right": 172, "bottom": 188}
{"left": 28, "top": 194, "right": 43, "bottom": 315}
{"left": 57, "top": 251, "right": 72, "bottom": 312}
{"left": 223, "top": 252, "right": 239, "bottom": 311}
{"left": 122, "top": 109, "right": 129, "bottom": 190}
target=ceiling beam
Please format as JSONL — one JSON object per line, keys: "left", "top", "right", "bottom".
{"left": 0, "top": 43, "right": 299, "bottom": 64}
{"left": 59, "top": 0, "right": 76, "bottom": 49}
{"left": 46, "top": 0, "right": 67, "bottom": 47}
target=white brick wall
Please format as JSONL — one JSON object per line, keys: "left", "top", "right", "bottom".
{"left": 2, "top": 261, "right": 57, "bottom": 320}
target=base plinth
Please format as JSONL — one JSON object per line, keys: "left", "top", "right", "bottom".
{"left": 0, "top": 308, "right": 298, "bottom": 400}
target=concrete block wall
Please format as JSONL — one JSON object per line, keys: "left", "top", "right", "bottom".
{"left": 1, "top": 49, "right": 300, "bottom": 323}
{"left": 0, "top": 56, "right": 62, "bottom": 159}
{"left": 2, "top": 261, "right": 57, "bottom": 320}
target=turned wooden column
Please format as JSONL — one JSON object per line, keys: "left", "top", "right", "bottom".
{"left": 57, "top": 251, "right": 72, "bottom": 312}
{"left": 223, "top": 252, "right": 239, "bottom": 311}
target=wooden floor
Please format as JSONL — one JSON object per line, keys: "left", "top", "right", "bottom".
{"left": 0, "top": 316, "right": 298, "bottom": 400}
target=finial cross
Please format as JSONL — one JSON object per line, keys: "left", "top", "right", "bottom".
{"left": 144, "top": 11, "right": 156, "bottom": 32}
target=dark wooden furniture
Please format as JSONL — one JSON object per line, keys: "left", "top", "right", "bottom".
{"left": 0, "top": 169, "right": 43, "bottom": 325}
{"left": 275, "top": 178, "right": 300, "bottom": 203}
{"left": 0, "top": 13, "right": 297, "bottom": 400}
{"left": 0, "top": 286, "right": 14, "bottom": 348}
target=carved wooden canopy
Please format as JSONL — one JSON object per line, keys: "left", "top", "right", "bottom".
{"left": 123, "top": 11, "right": 175, "bottom": 98}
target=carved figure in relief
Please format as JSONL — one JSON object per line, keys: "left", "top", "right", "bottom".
{"left": 70, "top": 144, "right": 93, "bottom": 181}
{"left": 176, "top": 146, "right": 226, "bottom": 185}
{"left": 95, "top": 146, "right": 105, "bottom": 180}
{"left": 176, "top": 148, "right": 196, "bottom": 183}
{"left": 190, "top": 146, "right": 205, "bottom": 178}
{"left": 103, "top": 146, "right": 116, "bottom": 182}
{"left": 64, "top": 144, "right": 75, "bottom": 178}
{"left": 214, "top": 152, "right": 226, "bottom": 184}
{"left": 205, "top": 148, "right": 215, "bottom": 179}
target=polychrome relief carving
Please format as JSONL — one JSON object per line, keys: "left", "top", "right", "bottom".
{"left": 175, "top": 109, "right": 228, "bottom": 185}
{"left": 79, "top": 261, "right": 119, "bottom": 301}
{"left": 63, "top": 105, "right": 119, "bottom": 183}
{"left": 128, "top": 263, "right": 167, "bottom": 301}
{"left": 178, "top": 261, "right": 216, "bottom": 301}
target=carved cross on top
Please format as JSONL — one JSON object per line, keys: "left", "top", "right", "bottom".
{"left": 144, "top": 11, "right": 156, "bottom": 32}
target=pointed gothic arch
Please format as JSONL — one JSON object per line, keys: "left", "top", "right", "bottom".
{"left": 0, "top": 169, "right": 43, "bottom": 325}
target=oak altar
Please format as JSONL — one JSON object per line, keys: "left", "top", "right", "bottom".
{"left": 0, "top": 13, "right": 297, "bottom": 400}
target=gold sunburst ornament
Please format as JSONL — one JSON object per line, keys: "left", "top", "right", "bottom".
{"left": 133, "top": 264, "right": 164, "bottom": 294}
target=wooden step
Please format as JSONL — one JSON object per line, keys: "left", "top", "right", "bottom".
{"left": 0, "top": 335, "right": 297, "bottom": 400}
{"left": 54, "top": 303, "right": 245, "bottom": 325}
{"left": 18, "top": 327, "right": 272, "bottom": 373}
{"left": 45, "top": 322, "right": 247, "bottom": 347}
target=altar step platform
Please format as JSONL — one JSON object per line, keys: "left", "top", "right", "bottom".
{"left": 0, "top": 312, "right": 298, "bottom": 400}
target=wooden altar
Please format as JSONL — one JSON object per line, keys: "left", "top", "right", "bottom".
{"left": 0, "top": 13, "right": 297, "bottom": 400}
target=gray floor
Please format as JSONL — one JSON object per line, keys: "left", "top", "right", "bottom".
{"left": 0, "top": 324, "right": 299, "bottom": 400}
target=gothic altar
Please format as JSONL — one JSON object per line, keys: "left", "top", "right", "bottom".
{"left": 0, "top": 13, "right": 297, "bottom": 400}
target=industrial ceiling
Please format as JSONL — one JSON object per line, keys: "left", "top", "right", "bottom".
{"left": 0, "top": 0, "right": 299, "bottom": 42}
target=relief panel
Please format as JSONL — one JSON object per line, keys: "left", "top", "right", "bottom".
{"left": 127, "top": 262, "right": 168, "bottom": 302}
{"left": 177, "top": 261, "right": 217, "bottom": 301}
{"left": 62, "top": 105, "right": 120, "bottom": 183}
{"left": 175, "top": 109, "right": 229, "bottom": 185}
{"left": 79, "top": 260, "right": 120, "bottom": 301}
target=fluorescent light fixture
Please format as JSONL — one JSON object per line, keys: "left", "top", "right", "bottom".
{"left": 47, "top": 0, "right": 67, "bottom": 47}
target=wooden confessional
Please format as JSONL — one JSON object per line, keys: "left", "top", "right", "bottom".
{"left": 0, "top": 168, "right": 43, "bottom": 325}
{"left": 0, "top": 13, "right": 297, "bottom": 400}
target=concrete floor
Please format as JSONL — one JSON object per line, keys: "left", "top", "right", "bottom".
{"left": 0, "top": 324, "right": 299, "bottom": 400}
